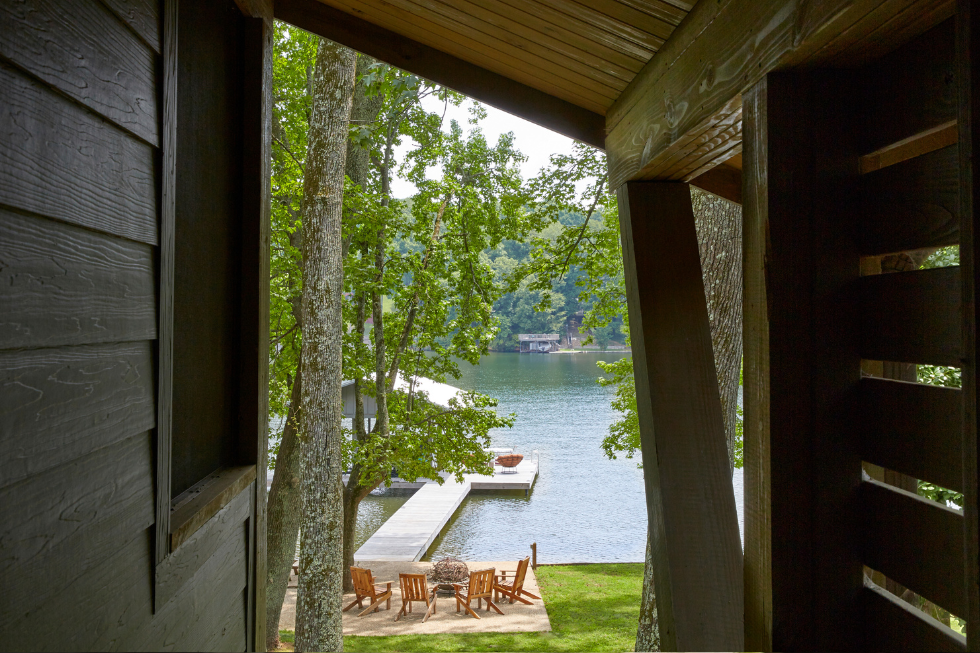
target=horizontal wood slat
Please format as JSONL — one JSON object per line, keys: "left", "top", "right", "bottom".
{"left": 0, "top": 208, "right": 157, "bottom": 350}
{"left": 859, "top": 267, "right": 961, "bottom": 366}
{"left": 276, "top": 0, "right": 606, "bottom": 148}
{"left": 157, "top": 486, "right": 252, "bottom": 606}
{"left": 855, "top": 145, "right": 959, "bottom": 256}
{"left": 0, "top": 0, "right": 159, "bottom": 145}
{"left": 856, "top": 377, "right": 963, "bottom": 493}
{"left": 101, "top": 0, "right": 161, "bottom": 53}
{"left": 859, "top": 479, "right": 966, "bottom": 617}
{"left": 857, "top": 18, "right": 956, "bottom": 154}
{"left": 0, "top": 61, "right": 157, "bottom": 244}
{"left": 0, "top": 432, "right": 155, "bottom": 628}
{"left": 859, "top": 120, "right": 957, "bottom": 175}
{"left": 862, "top": 577, "right": 966, "bottom": 652}
{"left": 0, "top": 341, "right": 156, "bottom": 489}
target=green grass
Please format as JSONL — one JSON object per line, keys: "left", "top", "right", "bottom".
{"left": 341, "top": 563, "right": 643, "bottom": 652}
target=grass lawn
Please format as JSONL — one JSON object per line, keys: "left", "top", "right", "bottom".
{"left": 273, "top": 563, "right": 643, "bottom": 652}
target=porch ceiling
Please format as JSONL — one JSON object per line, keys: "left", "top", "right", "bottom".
{"left": 311, "top": 0, "right": 693, "bottom": 116}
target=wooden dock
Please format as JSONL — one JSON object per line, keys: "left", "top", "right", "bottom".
{"left": 355, "top": 460, "right": 538, "bottom": 562}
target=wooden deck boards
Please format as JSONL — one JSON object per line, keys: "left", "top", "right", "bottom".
{"left": 355, "top": 460, "right": 538, "bottom": 562}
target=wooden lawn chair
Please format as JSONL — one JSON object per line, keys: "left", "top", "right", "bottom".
{"left": 493, "top": 556, "right": 541, "bottom": 605}
{"left": 396, "top": 573, "right": 436, "bottom": 622}
{"left": 453, "top": 568, "right": 502, "bottom": 619}
{"left": 344, "top": 566, "right": 392, "bottom": 617}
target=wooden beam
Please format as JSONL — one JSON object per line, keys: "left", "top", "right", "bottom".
{"left": 618, "top": 181, "right": 743, "bottom": 651}
{"left": 741, "top": 79, "right": 771, "bottom": 652}
{"left": 690, "top": 160, "right": 742, "bottom": 204}
{"left": 274, "top": 0, "right": 606, "bottom": 149}
{"left": 859, "top": 120, "right": 957, "bottom": 174}
{"left": 606, "top": 0, "right": 954, "bottom": 188}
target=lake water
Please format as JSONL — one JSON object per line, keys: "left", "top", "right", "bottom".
{"left": 351, "top": 352, "right": 745, "bottom": 563}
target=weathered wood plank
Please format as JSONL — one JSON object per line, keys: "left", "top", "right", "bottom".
{"left": 0, "top": 431, "right": 155, "bottom": 628}
{"left": 100, "top": 0, "right": 161, "bottom": 53}
{"left": 239, "top": 13, "right": 273, "bottom": 647}
{"left": 133, "top": 521, "right": 249, "bottom": 651}
{"left": 3, "top": 528, "right": 154, "bottom": 652}
{"left": 0, "top": 341, "right": 155, "bottom": 489}
{"left": 862, "top": 577, "right": 966, "bottom": 652}
{"left": 689, "top": 160, "right": 741, "bottom": 204}
{"left": 170, "top": 467, "right": 256, "bottom": 551}
{"left": 857, "top": 378, "right": 963, "bottom": 493}
{"left": 618, "top": 181, "right": 743, "bottom": 651}
{"left": 859, "top": 120, "right": 957, "bottom": 174}
{"left": 855, "top": 145, "right": 959, "bottom": 255}
{"left": 741, "top": 79, "right": 772, "bottom": 652}
{"left": 606, "top": 0, "right": 953, "bottom": 188}
{"left": 155, "top": 0, "right": 177, "bottom": 567}
{"left": 0, "top": 0, "right": 158, "bottom": 145}
{"left": 957, "top": 3, "right": 980, "bottom": 642}
{"left": 0, "top": 60, "right": 157, "bottom": 244}
{"left": 157, "top": 485, "right": 251, "bottom": 606}
{"left": 275, "top": 0, "right": 605, "bottom": 148}
{"left": 859, "top": 266, "right": 961, "bottom": 366}
{"left": 0, "top": 207, "right": 156, "bottom": 350}
{"left": 860, "top": 478, "right": 966, "bottom": 617}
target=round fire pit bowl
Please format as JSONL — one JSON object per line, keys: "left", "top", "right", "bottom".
{"left": 495, "top": 453, "right": 523, "bottom": 473}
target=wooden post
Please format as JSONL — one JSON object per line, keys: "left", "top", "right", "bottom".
{"left": 530, "top": 542, "right": 537, "bottom": 570}
{"left": 618, "top": 181, "right": 744, "bottom": 652}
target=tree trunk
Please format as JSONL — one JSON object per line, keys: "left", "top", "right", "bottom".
{"left": 265, "top": 366, "right": 304, "bottom": 650}
{"left": 294, "top": 39, "right": 356, "bottom": 653}
{"left": 635, "top": 525, "right": 660, "bottom": 652}
{"left": 633, "top": 188, "right": 742, "bottom": 652}
{"left": 691, "top": 187, "right": 743, "bottom": 473}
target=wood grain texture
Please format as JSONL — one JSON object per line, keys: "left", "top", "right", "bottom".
{"left": 0, "top": 0, "right": 159, "bottom": 145}
{"left": 238, "top": 13, "right": 274, "bottom": 649}
{"left": 0, "top": 60, "right": 157, "bottom": 244}
{"left": 860, "top": 478, "right": 966, "bottom": 617}
{"left": 134, "top": 520, "right": 249, "bottom": 651}
{"left": 859, "top": 120, "right": 958, "bottom": 174}
{"left": 0, "top": 207, "right": 156, "bottom": 350}
{"left": 0, "top": 431, "right": 155, "bottom": 628}
{"left": 957, "top": 2, "right": 980, "bottom": 643}
{"left": 857, "top": 17, "right": 957, "bottom": 154}
{"left": 741, "top": 79, "right": 772, "bottom": 652}
{"left": 100, "top": 0, "right": 162, "bottom": 52}
{"left": 606, "top": 0, "right": 953, "bottom": 188}
{"left": 0, "top": 341, "right": 155, "bottom": 489}
{"left": 275, "top": 0, "right": 606, "bottom": 148}
{"left": 862, "top": 577, "right": 966, "bottom": 652}
{"left": 857, "top": 377, "right": 963, "bottom": 493}
{"left": 156, "top": 0, "right": 177, "bottom": 569}
{"left": 170, "top": 466, "right": 256, "bottom": 551}
{"left": 855, "top": 144, "right": 960, "bottom": 256}
{"left": 618, "top": 181, "right": 743, "bottom": 651}
{"left": 690, "top": 161, "right": 741, "bottom": 205}
{"left": 859, "top": 266, "right": 962, "bottom": 366}
{"left": 157, "top": 485, "right": 251, "bottom": 606}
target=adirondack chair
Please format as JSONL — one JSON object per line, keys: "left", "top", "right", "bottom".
{"left": 395, "top": 573, "right": 436, "bottom": 622}
{"left": 453, "top": 568, "right": 502, "bottom": 619}
{"left": 344, "top": 567, "right": 392, "bottom": 617}
{"left": 494, "top": 556, "right": 541, "bottom": 605}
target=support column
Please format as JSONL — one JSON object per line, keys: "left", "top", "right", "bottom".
{"left": 618, "top": 181, "right": 743, "bottom": 652}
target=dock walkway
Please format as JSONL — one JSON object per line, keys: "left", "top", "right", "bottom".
{"left": 355, "top": 460, "right": 538, "bottom": 562}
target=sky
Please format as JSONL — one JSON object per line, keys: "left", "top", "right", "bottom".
{"left": 389, "top": 94, "right": 580, "bottom": 199}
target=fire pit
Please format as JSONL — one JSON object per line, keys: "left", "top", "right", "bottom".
{"left": 428, "top": 557, "right": 468, "bottom": 595}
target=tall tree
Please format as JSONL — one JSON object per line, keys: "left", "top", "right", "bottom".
{"left": 294, "top": 37, "right": 356, "bottom": 653}
{"left": 340, "top": 71, "right": 528, "bottom": 589}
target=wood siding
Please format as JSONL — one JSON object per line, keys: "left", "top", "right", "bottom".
{"left": 0, "top": 0, "right": 266, "bottom": 649}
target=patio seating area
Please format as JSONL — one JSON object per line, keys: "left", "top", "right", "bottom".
{"left": 279, "top": 561, "right": 552, "bottom": 636}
